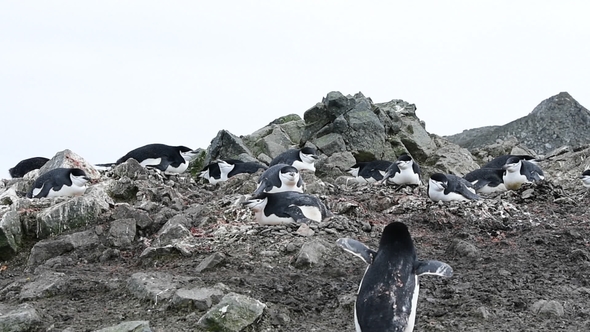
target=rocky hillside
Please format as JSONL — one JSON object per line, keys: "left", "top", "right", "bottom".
{"left": 445, "top": 92, "right": 590, "bottom": 155}
{"left": 1, "top": 91, "right": 590, "bottom": 332}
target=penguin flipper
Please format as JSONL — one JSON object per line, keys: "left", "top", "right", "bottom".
{"left": 336, "top": 238, "right": 376, "bottom": 264}
{"left": 414, "top": 260, "right": 453, "bottom": 277}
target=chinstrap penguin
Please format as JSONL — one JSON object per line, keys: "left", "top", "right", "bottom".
{"left": 252, "top": 164, "right": 304, "bottom": 198}
{"left": 377, "top": 154, "right": 422, "bottom": 186}
{"left": 580, "top": 170, "right": 590, "bottom": 188}
{"left": 337, "top": 222, "right": 453, "bottom": 332}
{"left": 502, "top": 156, "right": 544, "bottom": 190}
{"left": 269, "top": 147, "right": 318, "bottom": 172}
{"left": 242, "top": 191, "right": 332, "bottom": 225}
{"left": 200, "top": 159, "right": 267, "bottom": 184}
{"left": 101, "top": 143, "right": 197, "bottom": 175}
{"left": 482, "top": 154, "right": 536, "bottom": 169}
{"left": 9, "top": 157, "right": 49, "bottom": 178}
{"left": 27, "top": 168, "right": 91, "bottom": 199}
{"left": 428, "top": 173, "right": 480, "bottom": 202}
{"left": 464, "top": 168, "right": 506, "bottom": 194}
{"left": 347, "top": 160, "right": 393, "bottom": 183}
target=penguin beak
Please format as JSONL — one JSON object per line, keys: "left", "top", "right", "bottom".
{"left": 311, "top": 155, "right": 319, "bottom": 160}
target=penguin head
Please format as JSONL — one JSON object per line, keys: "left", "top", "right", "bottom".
{"left": 242, "top": 196, "right": 268, "bottom": 212}
{"left": 379, "top": 222, "right": 414, "bottom": 253}
{"left": 177, "top": 146, "right": 197, "bottom": 161}
{"left": 279, "top": 165, "right": 300, "bottom": 185}
{"left": 299, "top": 147, "right": 318, "bottom": 164}
{"left": 347, "top": 162, "right": 365, "bottom": 177}
{"left": 217, "top": 160, "right": 235, "bottom": 174}
{"left": 69, "top": 168, "right": 91, "bottom": 185}
{"left": 502, "top": 157, "right": 522, "bottom": 173}
{"left": 429, "top": 173, "right": 448, "bottom": 191}
{"left": 396, "top": 154, "right": 413, "bottom": 170}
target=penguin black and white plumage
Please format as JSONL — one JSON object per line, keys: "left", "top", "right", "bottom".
{"left": 502, "top": 156, "right": 545, "bottom": 190}
{"left": 378, "top": 154, "right": 422, "bottom": 186}
{"left": 337, "top": 222, "right": 453, "bottom": 332}
{"left": 269, "top": 147, "right": 318, "bottom": 172}
{"left": 482, "top": 154, "right": 536, "bottom": 169}
{"left": 347, "top": 160, "right": 393, "bottom": 183}
{"left": 199, "top": 159, "right": 267, "bottom": 184}
{"left": 9, "top": 157, "right": 49, "bottom": 178}
{"left": 112, "top": 143, "right": 197, "bottom": 174}
{"left": 242, "top": 191, "right": 332, "bottom": 225}
{"left": 580, "top": 170, "right": 590, "bottom": 188}
{"left": 463, "top": 168, "right": 506, "bottom": 194}
{"left": 26, "top": 168, "right": 90, "bottom": 199}
{"left": 428, "top": 173, "right": 480, "bottom": 202}
{"left": 252, "top": 164, "right": 304, "bottom": 198}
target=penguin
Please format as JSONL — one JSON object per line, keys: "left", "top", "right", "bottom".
{"left": 502, "top": 156, "right": 545, "bottom": 190}
{"left": 102, "top": 144, "right": 197, "bottom": 174}
{"left": 482, "top": 154, "right": 536, "bottom": 169}
{"left": 200, "top": 159, "right": 267, "bottom": 184}
{"left": 9, "top": 157, "right": 49, "bottom": 178}
{"left": 580, "top": 170, "right": 590, "bottom": 188}
{"left": 428, "top": 173, "right": 480, "bottom": 202}
{"left": 252, "top": 164, "right": 304, "bottom": 198}
{"left": 347, "top": 160, "right": 393, "bottom": 183}
{"left": 269, "top": 147, "right": 318, "bottom": 172}
{"left": 242, "top": 191, "right": 332, "bottom": 225}
{"left": 337, "top": 222, "right": 453, "bottom": 332}
{"left": 463, "top": 168, "right": 507, "bottom": 194}
{"left": 377, "top": 154, "right": 422, "bottom": 186}
{"left": 27, "top": 168, "right": 90, "bottom": 198}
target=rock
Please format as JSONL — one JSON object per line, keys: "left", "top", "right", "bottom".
{"left": 448, "top": 239, "right": 480, "bottom": 258}
{"left": 0, "top": 210, "right": 22, "bottom": 260}
{"left": 19, "top": 271, "right": 68, "bottom": 300}
{"left": 108, "top": 218, "right": 137, "bottom": 248}
{"left": 295, "top": 223, "right": 315, "bottom": 237}
{"left": 111, "top": 158, "right": 149, "bottom": 180}
{"left": 205, "top": 130, "right": 255, "bottom": 165}
{"left": 0, "top": 303, "right": 42, "bottom": 332}
{"left": 197, "top": 292, "right": 265, "bottom": 332}
{"left": 27, "top": 229, "right": 100, "bottom": 267}
{"left": 195, "top": 252, "right": 226, "bottom": 273}
{"left": 293, "top": 240, "right": 327, "bottom": 268}
{"left": 446, "top": 92, "right": 590, "bottom": 155}
{"left": 93, "top": 320, "right": 152, "bottom": 332}
{"left": 426, "top": 136, "right": 480, "bottom": 176}
{"left": 33, "top": 186, "right": 111, "bottom": 238}
{"left": 126, "top": 272, "right": 185, "bottom": 304}
{"left": 153, "top": 215, "right": 192, "bottom": 247}
{"left": 38, "top": 149, "right": 101, "bottom": 180}
{"left": 171, "top": 287, "right": 225, "bottom": 311}
{"left": 111, "top": 203, "right": 154, "bottom": 232}
{"left": 531, "top": 300, "right": 565, "bottom": 317}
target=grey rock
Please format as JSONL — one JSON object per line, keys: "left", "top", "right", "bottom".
{"left": 295, "top": 223, "right": 315, "bottom": 237}
{"left": 126, "top": 272, "right": 181, "bottom": 304}
{"left": 426, "top": 136, "right": 480, "bottom": 176}
{"left": 111, "top": 203, "right": 154, "bottom": 231}
{"left": 0, "top": 210, "right": 22, "bottom": 260}
{"left": 205, "top": 130, "right": 254, "bottom": 165}
{"left": 28, "top": 229, "right": 100, "bottom": 267}
{"left": 293, "top": 240, "right": 327, "bottom": 268}
{"left": 108, "top": 218, "right": 137, "bottom": 248}
{"left": 447, "top": 92, "right": 590, "bottom": 155}
{"left": 38, "top": 149, "right": 101, "bottom": 180}
{"left": 531, "top": 300, "right": 565, "bottom": 317}
{"left": 19, "top": 271, "right": 68, "bottom": 300}
{"left": 171, "top": 287, "right": 225, "bottom": 311}
{"left": 195, "top": 252, "right": 226, "bottom": 273}
{"left": 111, "top": 158, "right": 149, "bottom": 180}
{"left": 0, "top": 303, "right": 42, "bottom": 332}
{"left": 93, "top": 320, "right": 152, "bottom": 332}
{"left": 197, "top": 292, "right": 266, "bottom": 332}
{"left": 448, "top": 239, "right": 480, "bottom": 258}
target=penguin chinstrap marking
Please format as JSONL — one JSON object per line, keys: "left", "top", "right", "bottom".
{"left": 337, "top": 222, "right": 453, "bottom": 332}
{"left": 377, "top": 155, "right": 422, "bottom": 186}
{"left": 580, "top": 170, "right": 590, "bottom": 188}
{"left": 464, "top": 168, "right": 507, "bottom": 194}
{"left": 347, "top": 160, "right": 393, "bottom": 184}
{"left": 269, "top": 147, "right": 318, "bottom": 172}
{"left": 200, "top": 159, "right": 267, "bottom": 184}
{"left": 502, "top": 156, "right": 545, "bottom": 190}
{"left": 27, "top": 168, "right": 91, "bottom": 199}
{"left": 242, "top": 191, "right": 333, "bottom": 225}
{"left": 115, "top": 144, "right": 197, "bottom": 175}
{"left": 428, "top": 173, "right": 480, "bottom": 202}
{"left": 9, "top": 157, "right": 49, "bottom": 178}
{"left": 252, "top": 164, "right": 304, "bottom": 198}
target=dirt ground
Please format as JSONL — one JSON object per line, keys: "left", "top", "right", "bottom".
{"left": 1, "top": 178, "right": 590, "bottom": 332}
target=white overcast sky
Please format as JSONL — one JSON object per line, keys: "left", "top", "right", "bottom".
{"left": 1, "top": 1, "right": 589, "bottom": 178}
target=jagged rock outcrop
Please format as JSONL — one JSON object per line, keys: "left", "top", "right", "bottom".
{"left": 446, "top": 92, "right": 590, "bottom": 155}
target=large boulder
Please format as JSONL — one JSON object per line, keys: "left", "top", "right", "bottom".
{"left": 38, "top": 149, "right": 101, "bottom": 180}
